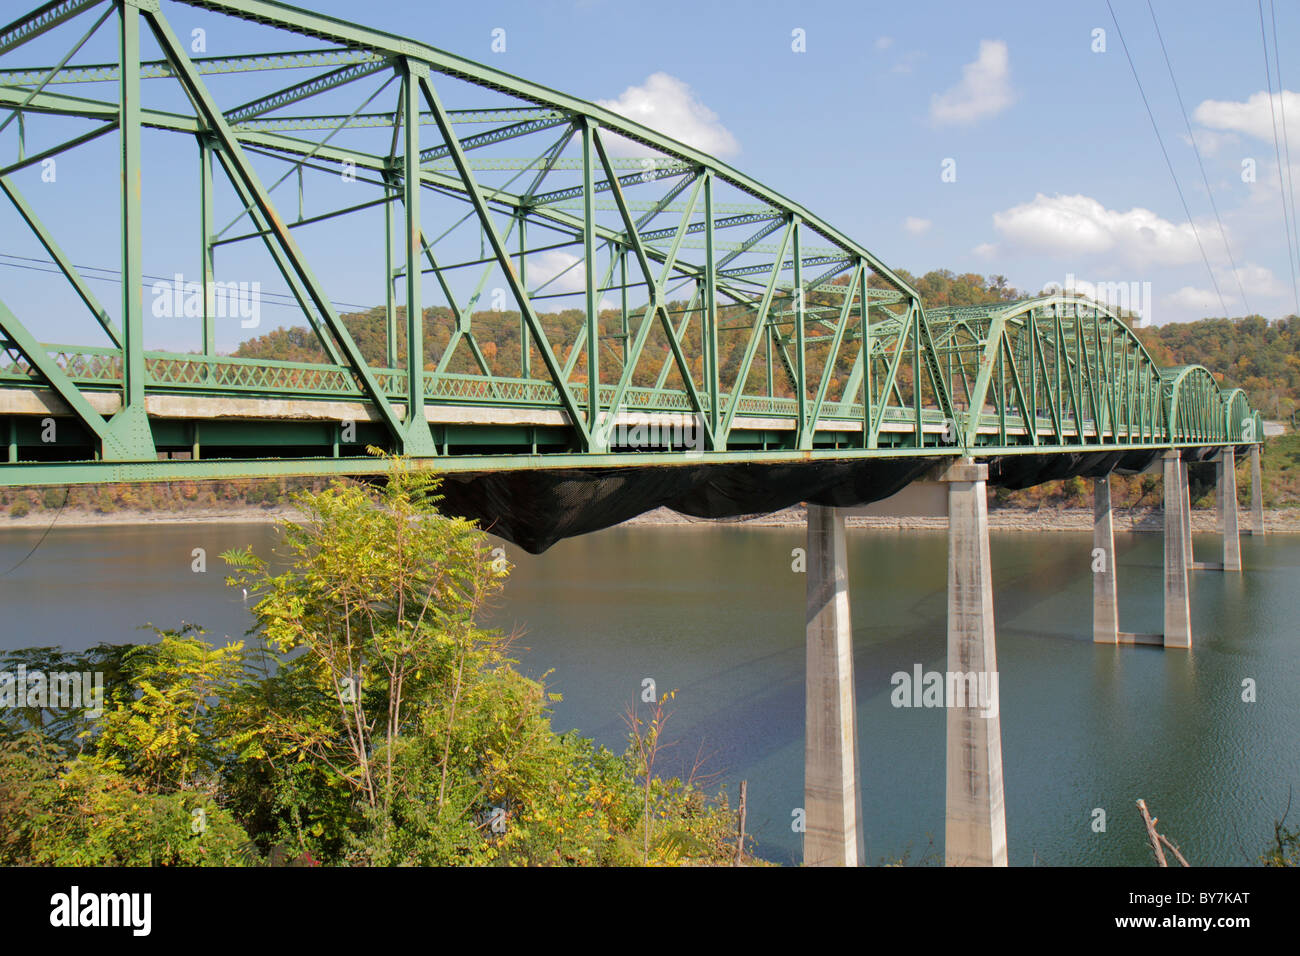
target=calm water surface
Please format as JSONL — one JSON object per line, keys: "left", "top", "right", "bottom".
{"left": 2, "top": 519, "right": 1297, "bottom": 866}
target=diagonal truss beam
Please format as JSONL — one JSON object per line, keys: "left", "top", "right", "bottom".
{"left": 0, "top": 296, "right": 118, "bottom": 452}
{"left": 0, "top": 172, "right": 121, "bottom": 347}
{"left": 801, "top": 262, "right": 861, "bottom": 450}
{"left": 143, "top": 6, "right": 411, "bottom": 448}
{"left": 592, "top": 126, "right": 713, "bottom": 449}
{"left": 417, "top": 70, "right": 593, "bottom": 449}
{"left": 718, "top": 218, "right": 794, "bottom": 444}
{"left": 0, "top": 0, "right": 102, "bottom": 58}
{"left": 224, "top": 58, "right": 389, "bottom": 123}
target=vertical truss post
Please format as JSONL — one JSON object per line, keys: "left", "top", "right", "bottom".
{"left": 580, "top": 118, "right": 598, "bottom": 429}
{"left": 199, "top": 134, "right": 215, "bottom": 359}
{"left": 618, "top": 248, "right": 627, "bottom": 368}
{"left": 519, "top": 212, "right": 530, "bottom": 377}
{"left": 104, "top": 0, "right": 154, "bottom": 460}
{"left": 1250, "top": 444, "right": 1265, "bottom": 535}
{"left": 766, "top": 324, "right": 774, "bottom": 400}
{"left": 119, "top": 0, "right": 142, "bottom": 407}
{"left": 792, "top": 217, "right": 807, "bottom": 446}
{"left": 862, "top": 279, "right": 873, "bottom": 448}
{"left": 704, "top": 171, "right": 719, "bottom": 440}
{"left": 383, "top": 170, "right": 396, "bottom": 368}
{"left": 912, "top": 301, "right": 921, "bottom": 447}
{"left": 399, "top": 60, "right": 434, "bottom": 454}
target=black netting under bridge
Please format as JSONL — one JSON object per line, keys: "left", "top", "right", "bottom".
{"left": 408, "top": 446, "right": 1231, "bottom": 553}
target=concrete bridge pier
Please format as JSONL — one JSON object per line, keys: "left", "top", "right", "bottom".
{"left": 1249, "top": 445, "right": 1266, "bottom": 535}
{"left": 1182, "top": 460, "right": 1194, "bottom": 565}
{"left": 803, "top": 503, "right": 861, "bottom": 866}
{"left": 1163, "top": 451, "right": 1192, "bottom": 649}
{"left": 1093, "top": 476, "right": 1119, "bottom": 644}
{"left": 941, "top": 460, "right": 1008, "bottom": 866}
{"left": 1217, "top": 448, "right": 1242, "bottom": 572}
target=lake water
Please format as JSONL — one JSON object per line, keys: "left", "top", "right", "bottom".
{"left": 2, "top": 518, "right": 1297, "bottom": 866}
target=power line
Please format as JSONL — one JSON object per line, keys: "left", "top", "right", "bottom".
{"left": 1, "top": 487, "right": 68, "bottom": 577}
{"left": 1269, "top": 0, "right": 1300, "bottom": 311}
{"left": 1147, "top": 0, "right": 1251, "bottom": 315}
{"left": 1259, "top": 0, "right": 1300, "bottom": 314}
{"left": 1107, "top": 0, "right": 1230, "bottom": 318}
{"left": 0, "top": 251, "right": 373, "bottom": 313}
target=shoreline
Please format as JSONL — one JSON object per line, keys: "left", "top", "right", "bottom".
{"left": 2, "top": 502, "right": 1298, "bottom": 533}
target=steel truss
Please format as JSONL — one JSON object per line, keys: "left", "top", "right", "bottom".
{"left": 0, "top": 0, "right": 1261, "bottom": 486}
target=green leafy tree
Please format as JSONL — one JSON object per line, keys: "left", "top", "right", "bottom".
{"left": 219, "top": 452, "right": 742, "bottom": 865}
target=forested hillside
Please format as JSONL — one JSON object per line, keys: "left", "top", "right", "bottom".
{"left": 1135, "top": 317, "right": 1300, "bottom": 421}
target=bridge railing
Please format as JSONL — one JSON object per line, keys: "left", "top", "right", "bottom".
{"left": 0, "top": 319, "right": 1264, "bottom": 455}
{"left": 0, "top": 341, "right": 975, "bottom": 432}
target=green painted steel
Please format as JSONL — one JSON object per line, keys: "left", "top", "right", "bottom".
{"left": 0, "top": 0, "right": 1262, "bottom": 490}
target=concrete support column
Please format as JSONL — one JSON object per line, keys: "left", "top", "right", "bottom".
{"left": 1219, "top": 449, "right": 1241, "bottom": 572}
{"left": 1163, "top": 451, "right": 1192, "bottom": 649}
{"left": 1181, "top": 459, "right": 1193, "bottom": 564}
{"left": 1250, "top": 445, "right": 1266, "bottom": 535}
{"left": 941, "top": 461, "right": 1007, "bottom": 867}
{"left": 804, "top": 503, "right": 860, "bottom": 867}
{"left": 1093, "top": 476, "right": 1118, "bottom": 643}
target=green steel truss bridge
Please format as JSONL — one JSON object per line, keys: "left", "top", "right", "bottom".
{"left": 0, "top": 0, "right": 1276, "bottom": 870}
{"left": 0, "top": 0, "right": 1263, "bottom": 548}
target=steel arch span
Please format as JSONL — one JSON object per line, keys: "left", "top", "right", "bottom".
{"left": 0, "top": 0, "right": 1263, "bottom": 533}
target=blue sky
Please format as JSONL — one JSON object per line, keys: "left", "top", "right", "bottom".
{"left": 2, "top": 0, "right": 1299, "bottom": 352}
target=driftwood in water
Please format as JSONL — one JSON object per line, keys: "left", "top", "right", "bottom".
{"left": 733, "top": 780, "right": 748, "bottom": 866}
{"left": 1137, "top": 798, "right": 1191, "bottom": 867}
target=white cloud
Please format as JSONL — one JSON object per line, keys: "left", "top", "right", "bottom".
{"left": 1193, "top": 90, "right": 1300, "bottom": 144}
{"left": 1182, "top": 128, "right": 1239, "bottom": 157}
{"left": 930, "top": 39, "right": 1014, "bottom": 127}
{"left": 526, "top": 250, "right": 585, "bottom": 296}
{"left": 972, "top": 242, "right": 998, "bottom": 258}
{"left": 1161, "top": 267, "right": 1282, "bottom": 319}
{"left": 991, "top": 193, "right": 1202, "bottom": 267}
{"left": 1165, "top": 285, "right": 1223, "bottom": 313}
{"left": 525, "top": 250, "right": 615, "bottom": 310}
{"left": 597, "top": 72, "right": 739, "bottom": 157}
{"left": 903, "top": 216, "right": 932, "bottom": 235}
{"left": 875, "top": 36, "right": 894, "bottom": 50}
{"left": 1228, "top": 262, "right": 1282, "bottom": 297}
